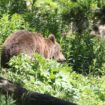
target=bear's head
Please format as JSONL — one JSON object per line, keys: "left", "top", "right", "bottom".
{"left": 48, "top": 34, "right": 66, "bottom": 62}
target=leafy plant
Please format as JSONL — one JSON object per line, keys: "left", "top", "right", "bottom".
{"left": 62, "top": 33, "right": 105, "bottom": 75}
{"left": 1, "top": 53, "right": 105, "bottom": 105}
{"left": 0, "top": 14, "right": 29, "bottom": 44}
{"left": 0, "top": 94, "right": 16, "bottom": 105}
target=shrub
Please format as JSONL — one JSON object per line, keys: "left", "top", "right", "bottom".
{"left": 8, "top": 53, "right": 75, "bottom": 100}
{"left": 62, "top": 33, "right": 105, "bottom": 75}
{"left": 23, "top": 0, "right": 67, "bottom": 39}
{"left": 0, "top": 94, "right": 16, "bottom": 105}
{"left": 58, "top": 0, "right": 98, "bottom": 33}
{"left": 0, "top": 14, "right": 29, "bottom": 44}
{"left": 1, "top": 53, "right": 105, "bottom": 105}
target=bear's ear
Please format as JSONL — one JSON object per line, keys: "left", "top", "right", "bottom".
{"left": 48, "top": 34, "right": 55, "bottom": 43}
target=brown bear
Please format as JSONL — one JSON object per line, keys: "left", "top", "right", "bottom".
{"left": 1, "top": 30, "right": 66, "bottom": 68}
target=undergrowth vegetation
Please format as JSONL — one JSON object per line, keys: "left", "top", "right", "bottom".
{"left": 0, "top": 14, "right": 29, "bottom": 44}
{"left": 1, "top": 54, "right": 105, "bottom": 105}
{"left": 0, "top": 0, "right": 105, "bottom": 105}
{"left": 62, "top": 34, "right": 105, "bottom": 75}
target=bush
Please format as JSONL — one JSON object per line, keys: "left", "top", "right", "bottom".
{"left": 0, "top": 0, "right": 27, "bottom": 15}
{"left": 23, "top": 0, "right": 67, "bottom": 39}
{"left": 8, "top": 53, "right": 75, "bottom": 100}
{"left": 0, "top": 14, "right": 29, "bottom": 44}
{"left": 62, "top": 33, "right": 105, "bottom": 75}
{"left": 0, "top": 94, "right": 16, "bottom": 105}
{"left": 1, "top": 53, "right": 105, "bottom": 105}
{"left": 58, "top": 0, "right": 98, "bottom": 33}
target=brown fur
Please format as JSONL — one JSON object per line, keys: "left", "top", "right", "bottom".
{"left": 1, "top": 31, "right": 65, "bottom": 67}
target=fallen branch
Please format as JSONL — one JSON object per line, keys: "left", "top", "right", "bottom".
{"left": 0, "top": 77, "right": 77, "bottom": 105}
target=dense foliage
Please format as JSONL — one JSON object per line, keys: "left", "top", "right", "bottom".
{"left": 62, "top": 34, "right": 105, "bottom": 75}
{"left": 1, "top": 54, "right": 105, "bottom": 105}
{"left": 0, "top": 0, "right": 105, "bottom": 105}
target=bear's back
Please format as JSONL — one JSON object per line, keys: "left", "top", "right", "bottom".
{"left": 3, "top": 31, "right": 43, "bottom": 46}
{"left": 1, "top": 31, "right": 46, "bottom": 67}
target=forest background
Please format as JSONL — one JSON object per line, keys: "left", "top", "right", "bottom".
{"left": 0, "top": 0, "right": 105, "bottom": 105}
